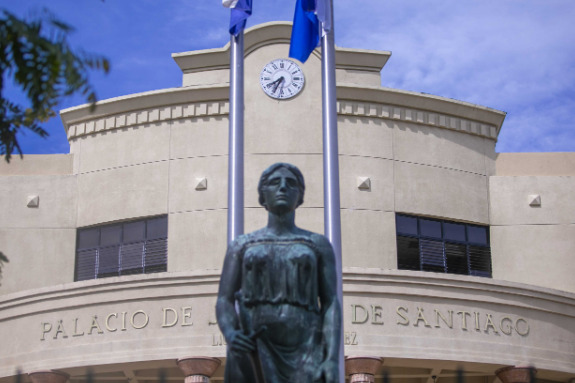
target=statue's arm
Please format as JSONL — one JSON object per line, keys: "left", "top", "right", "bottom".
{"left": 315, "top": 234, "right": 342, "bottom": 381}
{"left": 215, "top": 239, "right": 255, "bottom": 353}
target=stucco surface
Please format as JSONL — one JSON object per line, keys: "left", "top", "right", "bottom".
{"left": 169, "top": 117, "right": 228, "bottom": 159}
{"left": 336, "top": 69, "right": 382, "bottom": 86}
{"left": 496, "top": 152, "right": 575, "bottom": 176}
{"left": 339, "top": 155, "right": 394, "bottom": 212}
{"left": 489, "top": 176, "right": 575, "bottom": 225}
{"left": 394, "top": 161, "right": 489, "bottom": 224}
{"left": 0, "top": 21, "right": 574, "bottom": 383}
{"left": 393, "top": 121, "right": 492, "bottom": 175}
{"left": 0, "top": 175, "right": 77, "bottom": 229}
{"left": 0, "top": 272, "right": 573, "bottom": 378}
{"left": 341, "top": 210, "right": 396, "bottom": 269}
{"left": 338, "top": 116, "right": 393, "bottom": 159}
{"left": 168, "top": 210, "right": 227, "bottom": 272}
{"left": 168, "top": 155, "right": 228, "bottom": 213}
{"left": 0, "top": 229, "right": 76, "bottom": 294}
{"left": 342, "top": 271, "right": 575, "bottom": 375}
{"left": 182, "top": 69, "right": 229, "bottom": 87}
{"left": 0, "top": 154, "right": 72, "bottom": 176}
{"left": 491, "top": 224, "right": 575, "bottom": 293}
{"left": 76, "top": 162, "right": 169, "bottom": 227}
{"left": 244, "top": 44, "right": 324, "bottom": 155}
{"left": 75, "top": 122, "right": 171, "bottom": 173}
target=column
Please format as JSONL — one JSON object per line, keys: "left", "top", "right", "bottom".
{"left": 345, "top": 357, "right": 384, "bottom": 383}
{"left": 177, "top": 357, "right": 221, "bottom": 383}
{"left": 496, "top": 366, "right": 537, "bottom": 383}
{"left": 28, "top": 370, "right": 69, "bottom": 383}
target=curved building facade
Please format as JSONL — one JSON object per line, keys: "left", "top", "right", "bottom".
{"left": 1, "top": 22, "right": 574, "bottom": 383}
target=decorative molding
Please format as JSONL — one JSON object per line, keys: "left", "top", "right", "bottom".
{"left": 496, "top": 366, "right": 537, "bottom": 383}
{"left": 67, "top": 99, "right": 497, "bottom": 141}
{"left": 195, "top": 177, "right": 208, "bottom": 191}
{"left": 177, "top": 357, "right": 221, "bottom": 383}
{"left": 338, "top": 100, "right": 498, "bottom": 140}
{"left": 357, "top": 177, "right": 371, "bottom": 191}
{"left": 350, "top": 373, "right": 376, "bottom": 383}
{"left": 27, "top": 195, "right": 40, "bottom": 208}
{"left": 28, "top": 370, "right": 70, "bottom": 383}
{"left": 345, "top": 356, "right": 383, "bottom": 383}
{"left": 67, "top": 101, "right": 229, "bottom": 139}
{"left": 528, "top": 194, "right": 541, "bottom": 207}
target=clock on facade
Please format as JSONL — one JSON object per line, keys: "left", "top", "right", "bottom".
{"left": 259, "top": 58, "right": 305, "bottom": 100}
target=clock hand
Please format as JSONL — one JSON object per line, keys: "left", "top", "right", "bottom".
{"left": 273, "top": 76, "right": 285, "bottom": 94}
{"left": 266, "top": 77, "right": 282, "bottom": 89}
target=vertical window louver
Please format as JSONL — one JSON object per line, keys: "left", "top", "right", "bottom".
{"left": 75, "top": 216, "right": 168, "bottom": 281}
{"left": 396, "top": 214, "right": 492, "bottom": 278}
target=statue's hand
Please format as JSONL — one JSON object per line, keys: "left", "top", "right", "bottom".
{"left": 228, "top": 330, "right": 256, "bottom": 354}
{"left": 314, "top": 359, "right": 339, "bottom": 383}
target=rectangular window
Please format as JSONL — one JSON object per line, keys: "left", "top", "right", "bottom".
{"left": 75, "top": 216, "right": 168, "bottom": 281}
{"left": 396, "top": 214, "right": 492, "bottom": 277}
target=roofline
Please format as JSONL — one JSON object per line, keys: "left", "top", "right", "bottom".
{"left": 172, "top": 21, "right": 391, "bottom": 74}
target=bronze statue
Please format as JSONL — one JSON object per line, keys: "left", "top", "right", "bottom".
{"left": 216, "top": 163, "right": 341, "bottom": 383}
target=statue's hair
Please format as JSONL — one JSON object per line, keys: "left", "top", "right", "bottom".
{"left": 258, "top": 163, "right": 305, "bottom": 209}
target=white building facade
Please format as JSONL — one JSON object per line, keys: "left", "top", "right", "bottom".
{"left": 1, "top": 22, "right": 574, "bottom": 383}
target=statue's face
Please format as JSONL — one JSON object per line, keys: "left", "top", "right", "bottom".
{"left": 262, "top": 167, "right": 300, "bottom": 214}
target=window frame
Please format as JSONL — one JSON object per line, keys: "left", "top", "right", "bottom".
{"left": 396, "top": 214, "right": 492, "bottom": 277}
{"left": 74, "top": 216, "right": 168, "bottom": 281}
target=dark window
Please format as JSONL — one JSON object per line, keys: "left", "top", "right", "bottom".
{"left": 396, "top": 214, "right": 491, "bottom": 277}
{"left": 75, "top": 216, "right": 168, "bottom": 281}
{"left": 420, "top": 219, "right": 442, "bottom": 238}
{"left": 396, "top": 215, "right": 418, "bottom": 236}
{"left": 396, "top": 236, "right": 420, "bottom": 271}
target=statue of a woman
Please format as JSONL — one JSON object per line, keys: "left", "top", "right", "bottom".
{"left": 216, "top": 163, "right": 341, "bottom": 383}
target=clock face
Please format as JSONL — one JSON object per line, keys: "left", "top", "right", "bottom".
{"left": 259, "top": 58, "right": 305, "bottom": 100}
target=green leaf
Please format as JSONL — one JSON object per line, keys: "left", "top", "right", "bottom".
{"left": 0, "top": 8, "right": 110, "bottom": 162}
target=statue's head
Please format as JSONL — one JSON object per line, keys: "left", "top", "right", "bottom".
{"left": 258, "top": 163, "right": 305, "bottom": 210}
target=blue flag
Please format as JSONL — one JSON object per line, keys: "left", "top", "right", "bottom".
{"left": 289, "top": 0, "right": 320, "bottom": 63}
{"left": 224, "top": 0, "right": 252, "bottom": 36}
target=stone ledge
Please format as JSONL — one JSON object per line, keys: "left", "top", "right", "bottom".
{"left": 67, "top": 101, "right": 229, "bottom": 139}
{"left": 338, "top": 100, "right": 498, "bottom": 140}
{"left": 65, "top": 99, "right": 498, "bottom": 142}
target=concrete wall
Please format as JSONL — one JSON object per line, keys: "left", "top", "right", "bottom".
{"left": 496, "top": 152, "right": 575, "bottom": 176}
{"left": 490, "top": 153, "right": 575, "bottom": 293}
{"left": 0, "top": 155, "right": 77, "bottom": 294}
{"left": 490, "top": 175, "right": 575, "bottom": 292}
{"left": 1, "top": 271, "right": 573, "bottom": 379}
{"left": 0, "top": 154, "right": 73, "bottom": 175}
{"left": 0, "top": 21, "right": 574, "bottom": 383}
{"left": 1, "top": 23, "right": 572, "bottom": 302}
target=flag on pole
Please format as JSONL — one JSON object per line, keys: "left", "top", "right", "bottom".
{"left": 289, "top": 0, "right": 332, "bottom": 62}
{"left": 223, "top": 0, "right": 252, "bottom": 36}
{"left": 289, "top": 0, "right": 319, "bottom": 63}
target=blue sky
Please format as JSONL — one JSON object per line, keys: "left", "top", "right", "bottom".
{"left": 3, "top": 0, "right": 575, "bottom": 154}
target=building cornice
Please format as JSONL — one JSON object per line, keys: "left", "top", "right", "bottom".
{"left": 61, "top": 84, "right": 504, "bottom": 141}
{"left": 61, "top": 22, "right": 503, "bottom": 141}
{"left": 338, "top": 85, "right": 505, "bottom": 140}
{"left": 172, "top": 22, "right": 391, "bottom": 75}
{"left": 60, "top": 85, "right": 230, "bottom": 139}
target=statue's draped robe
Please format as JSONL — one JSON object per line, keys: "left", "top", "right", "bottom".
{"left": 225, "top": 236, "right": 325, "bottom": 383}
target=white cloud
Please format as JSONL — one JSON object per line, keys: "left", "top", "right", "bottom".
{"left": 8, "top": 0, "right": 575, "bottom": 153}
{"left": 332, "top": 0, "right": 575, "bottom": 152}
